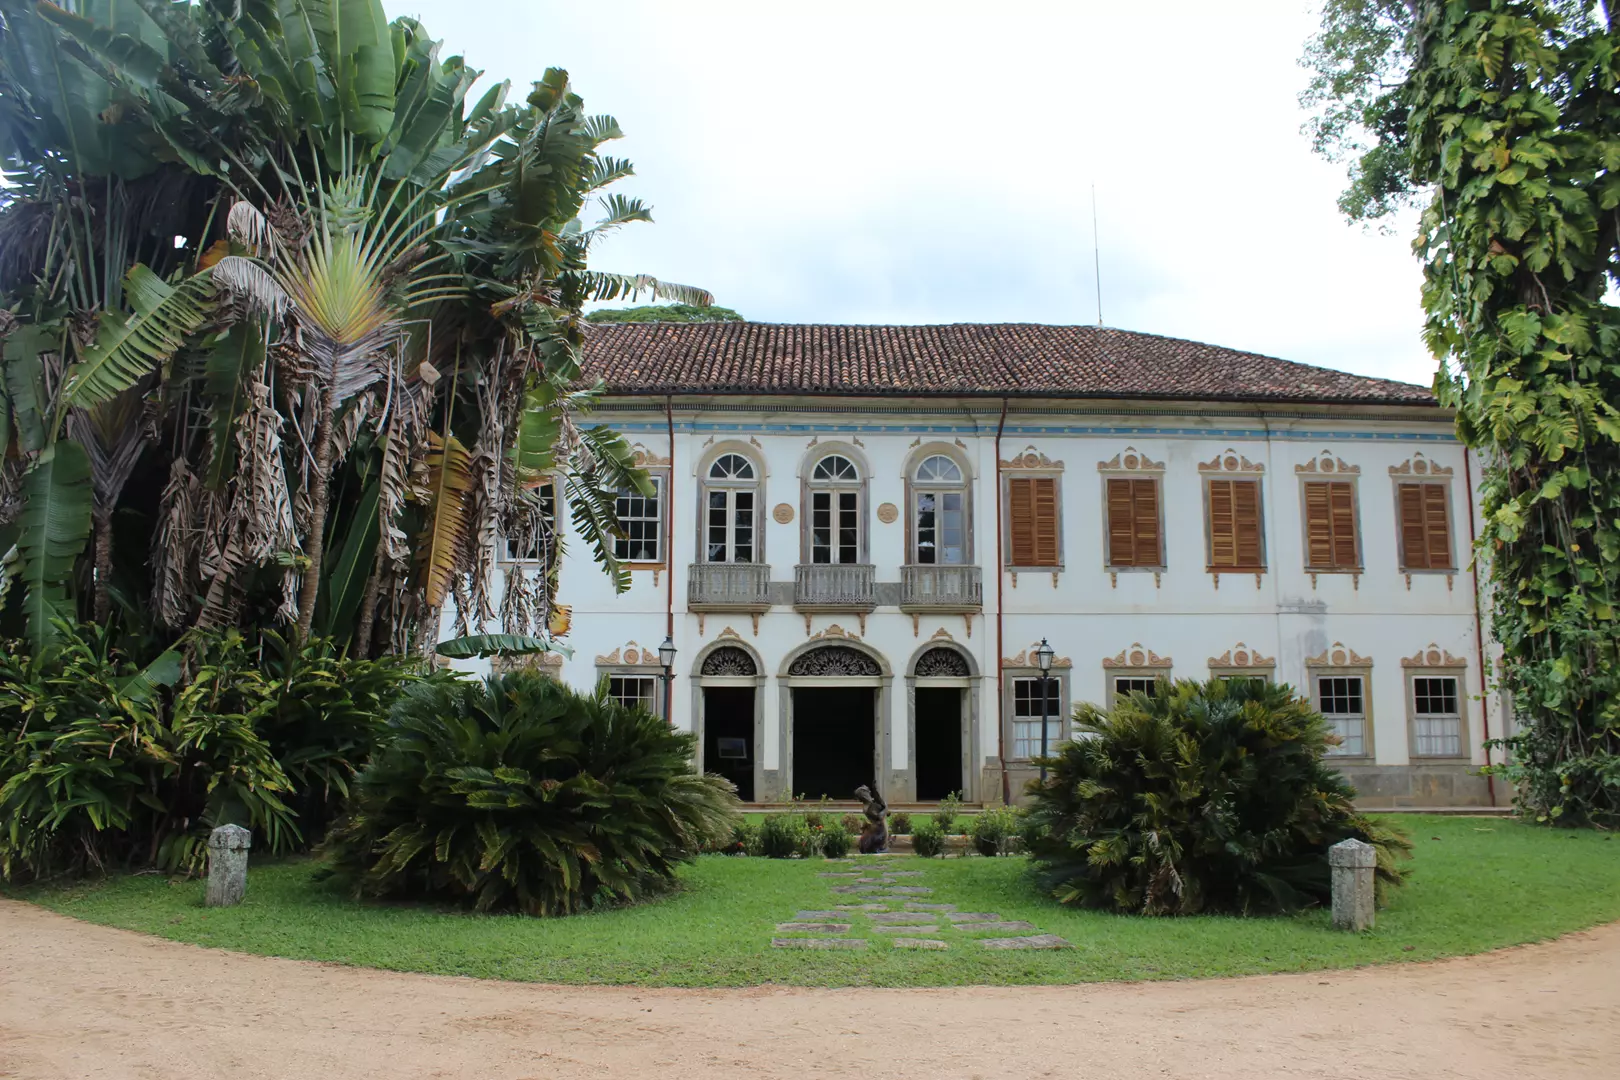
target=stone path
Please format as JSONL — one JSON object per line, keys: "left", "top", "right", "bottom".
{"left": 772, "top": 863, "right": 1072, "bottom": 952}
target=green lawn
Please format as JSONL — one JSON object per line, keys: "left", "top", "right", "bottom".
{"left": 14, "top": 815, "right": 1619, "bottom": 988}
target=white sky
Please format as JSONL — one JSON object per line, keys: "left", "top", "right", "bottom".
{"left": 404, "top": 0, "right": 1434, "bottom": 387}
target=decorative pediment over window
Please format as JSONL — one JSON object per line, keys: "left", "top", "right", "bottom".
{"left": 1102, "top": 643, "right": 1173, "bottom": 669}
{"left": 1000, "top": 445, "right": 1064, "bottom": 471}
{"left": 628, "top": 442, "right": 671, "bottom": 468}
{"left": 1002, "top": 642, "right": 1074, "bottom": 669}
{"left": 1401, "top": 643, "right": 1466, "bottom": 668}
{"left": 914, "top": 647, "right": 971, "bottom": 678}
{"left": 1305, "top": 642, "right": 1372, "bottom": 667}
{"left": 808, "top": 623, "right": 861, "bottom": 642}
{"left": 1198, "top": 448, "right": 1265, "bottom": 473}
{"left": 1389, "top": 451, "right": 1453, "bottom": 477}
{"left": 701, "top": 646, "right": 758, "bottom": 677}
{"left": 1296, "top": 449, "right": 1360, "bottom": 475}
{"left": 1097, "top": 447, "right": 1164, "bottom": 472}
{"left": 595, "top": 641, "right": 664, "bottom": 667}
{"left": 788, "top": 645, "right": 882, "bottom": 677}
{"left": 1208, "top": 642, "right": 1276, "bottom": 669}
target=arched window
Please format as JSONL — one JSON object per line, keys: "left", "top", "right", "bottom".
{"left": 704, "top": 453, "right": 758, "bottom": 563}
{"left": 912, "top": 454, "right": 967, "bottom": 565}
{"left": 808, "top": 454, "right": 862, "bottom": 564}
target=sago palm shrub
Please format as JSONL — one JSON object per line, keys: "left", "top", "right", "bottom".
{"left": 325, "top": 670, "right": 741, "bottom": 915}
{"left": 1024, "top": 678, "right": 1409, "bottom": 916}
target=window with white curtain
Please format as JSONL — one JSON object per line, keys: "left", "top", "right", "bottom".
{"left": 1411, "top": 675, "right": 1463, "bottom": 757}
{"left": 808, "top": 454, "right": 861, "bottom": 564}
{"left": 913, "top": 454, "right": 967, "bottom": 565}
{"left": 704, "top": 453, "right": 757, "bottom": 563}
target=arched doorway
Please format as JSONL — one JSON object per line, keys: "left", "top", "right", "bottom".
{"left": 697, "top": 645, "right": 759, "bottom": 801}
{"left": 912, "top": 647, "right": 970, "bottom": 799}
{"left": 783, "top": 644, "right": 885, "bottom": 801}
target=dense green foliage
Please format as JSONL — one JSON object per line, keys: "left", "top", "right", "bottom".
{"left": 931, "top": 792, "right": 961, "bottom": 834}
{"left": 1306, "top": 2, "right": 1620, "bottom": 824}
{"left": 0, "top": 622, "right": 412, "bottom": 880}
{"left": 817, "top": 821, "right": 852, "bottom": 858}
{"left": 1024, "top": 679, "right": 1409, "bottom": 915}
{"left": 909, "top": 818, "right": 946, "bottom": 857}
{"left": 758, "top": 812, "right": 811, "bottom": 858}
{"left": 887, "top": 810, "right": 912, "bottom": 835}
{"left": 0, "top": 0, "right": 702, "bottom": 671}
{"left": 968, "top": 804, "right": 1023, "bottom": 856}
{"left": 586, "top": 303, "right": 744, "bottom": 323}
{"left": 23, "top": 818, "right": 1619, "bottom": 987}
{"left": 324, "top": 670, "right": 740, "bottom": 915}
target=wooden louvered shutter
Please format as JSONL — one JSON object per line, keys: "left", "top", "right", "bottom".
{"left": 1107, "top": 478, "right": 1161, "bottom": 567}
{"left": 1210, "top": 479, "right": 1263, "bottom": 569}
{"left": 1033, "top": 477, "right": 1060, "bottom": 565}
{"left": 1422, "top": 483, "right": 1452, "bottom": 568}
{"left": 1304, "top": 481, "right": 1359, "bottom": 569}
{"left": 1330, "top": 482, "right": 1358, "bottom": 568}
{"left": 1398, "top": 482, "right": 1452, "bottom": 570}
{"left": 1207, "top": 480, "right": 1237, "bottom": 567}
{"left": 1008, "top": 476, "right": 1059, "bottom": 567}
{"left": 1009, "top": 477, "right": 1036, "bottom": 567}
{"left": 1233, "top": 480, "right": 1263, "bottom": 568}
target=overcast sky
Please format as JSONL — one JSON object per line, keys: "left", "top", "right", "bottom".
{"left": 404, "top": 1, "right": 1434, "bottom": 387}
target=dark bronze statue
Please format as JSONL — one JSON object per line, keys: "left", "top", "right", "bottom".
{"left": 853, "top": 784, "right": 888, "bottom": 854}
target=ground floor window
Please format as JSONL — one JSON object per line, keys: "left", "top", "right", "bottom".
{"left": 1316, "top": 675, "right": 1367, "bottom": 757}
{"left": 1108, "top": 675, "right": 1164, "bottom": 708}
{"left": 1411, "top": 675, "right": 1462, "bottom": 757}
{"left": 1011, "top": 676, "right": 1062, "bottom": 759}
{"left": 607, "top": 674, "right": 660, "bottom": 716}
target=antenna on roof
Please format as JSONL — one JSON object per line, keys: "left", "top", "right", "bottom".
{"left": 1091, "top": 183, "right": 1104, "bottom": 327}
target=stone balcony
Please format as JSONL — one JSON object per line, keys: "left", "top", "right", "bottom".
{"left": 899, "top": 564, "right": 983, "bottom": 612}
{"left": 687, "top": 562, "right": 772, "bottom": 612}
{"left": 793, "top": 563, "right": 877, "bottom": 612}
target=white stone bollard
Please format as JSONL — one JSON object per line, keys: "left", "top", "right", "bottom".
{"left": 1328, "top": 837, "right": 1376, "bottom": 931}
{"left": 206, "top": 824, "right": 252, "bottom": 908}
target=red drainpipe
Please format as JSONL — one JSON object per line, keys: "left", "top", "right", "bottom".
{"left": 1463, "top": 448, "right": 1497, "bottom": 806}
{"left": 665, "top": 397, "right": 677, "bottom": 722}
{"left": 993, "top": 397, "right": 1010, "bottom": 805}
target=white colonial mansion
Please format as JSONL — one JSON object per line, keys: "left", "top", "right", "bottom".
{"left": 450, "top": 322, "right": 1504, "bottom": 808}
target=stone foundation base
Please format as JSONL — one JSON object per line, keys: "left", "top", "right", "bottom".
{"left": 1336, "top": 763, "right": 1494, "bottom": 808}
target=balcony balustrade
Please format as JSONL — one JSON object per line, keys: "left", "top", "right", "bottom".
{"left": 899, "top": 564, "right": 983, "bottom": 612}
{"left": 793, "top": 563, "right": 877, "bottom": 611}
{"left": 688, "top": 562, "right": 772, "bottom": 611}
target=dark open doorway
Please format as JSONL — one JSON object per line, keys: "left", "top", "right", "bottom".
{"left": 702, "top": 686, "right": 755, "bottom": 802}
{"left": 915, "top": 687, "right": 963, "bottom": 800}
{"left": 791, "top": 686, "right": 875, "bottom": 801}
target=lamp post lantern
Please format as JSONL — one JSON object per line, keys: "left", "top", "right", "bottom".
{"left": 1034, "top": 638, "right": 1055, "bottom": 783}
{"left": 658, "top": 636, "right": 677, "bottom": 723}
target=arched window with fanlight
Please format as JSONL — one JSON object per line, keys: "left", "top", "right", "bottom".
{"left": 911, "top": 454, "right": 968, "bottom": 564}
{"left": 807, "top": 454, "right": 863, "bottom": 564}
{"left": 703, "top": 453, "right": 758, "bottom": 563}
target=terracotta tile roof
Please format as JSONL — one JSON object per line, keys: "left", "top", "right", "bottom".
{"left": 580, "top": 322, "right": 1435, "bottom": 406}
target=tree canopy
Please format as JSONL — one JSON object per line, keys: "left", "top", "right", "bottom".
{"left": 1304, "top": 0, "right": 1619, "bottom": 825}
{"left": 587, "top": 303, "right": 744, "bottom": 324}
{"left": 0, "top": 0, "right": 707, "bottom": 659}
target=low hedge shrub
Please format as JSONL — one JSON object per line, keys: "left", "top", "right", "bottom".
{"left": 910, "top": 818, "right": 946, "bottom": 857}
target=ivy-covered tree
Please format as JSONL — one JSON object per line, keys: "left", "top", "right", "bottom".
{"left": 1304, "top": 1, "right": 1619, "bottom": 825}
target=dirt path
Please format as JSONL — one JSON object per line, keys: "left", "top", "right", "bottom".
{"left": 1, "top": 899, "right": 1616, "bottom": 1080}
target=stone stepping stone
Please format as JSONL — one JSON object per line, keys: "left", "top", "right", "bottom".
{"left": 904, "top": 902, "right": 956, "bottom": 911}
{"left": 795, "top": 910, "right": 845, "bottom": 920}
{"left": 979, "top": 934, "right": 1072, "bottom": 950}
{"left": 955, "top": 920, "right": 1038, "bottom": 934}
{"left": 892, "top": 937, "right": 949, "bottom": 950}
{"left": 776, "top": 922, "right": 851, "bottom": 933}
{"left": 818, "top": 872, "right": 862, "bottom": 878}
{"left": 773, "top": 937, "right": 868, "bottom": 950}
{"left": 882, "top": 870, "right": 924, "bottom": 878}
{"left": 944, "top": 912, "right": 1003, "bottom": 923}
{"left": 835, "top": 903, "right": 890, "bottom": 911}
{"left": 870, "top": 912, "right": 938, "bottom": 924}
{"left": 884, "top": 886, "right": 934, "bottom": 895}
{"left": 873, "top": 924, "right": 938, "bottom": 934}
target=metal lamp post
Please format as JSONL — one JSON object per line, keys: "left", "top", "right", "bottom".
{"left": 1034, "top": 638, "right": 1055, "bottom": 783}
{"left": 658, "top": 636, "right": 677, "bottom": 723}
